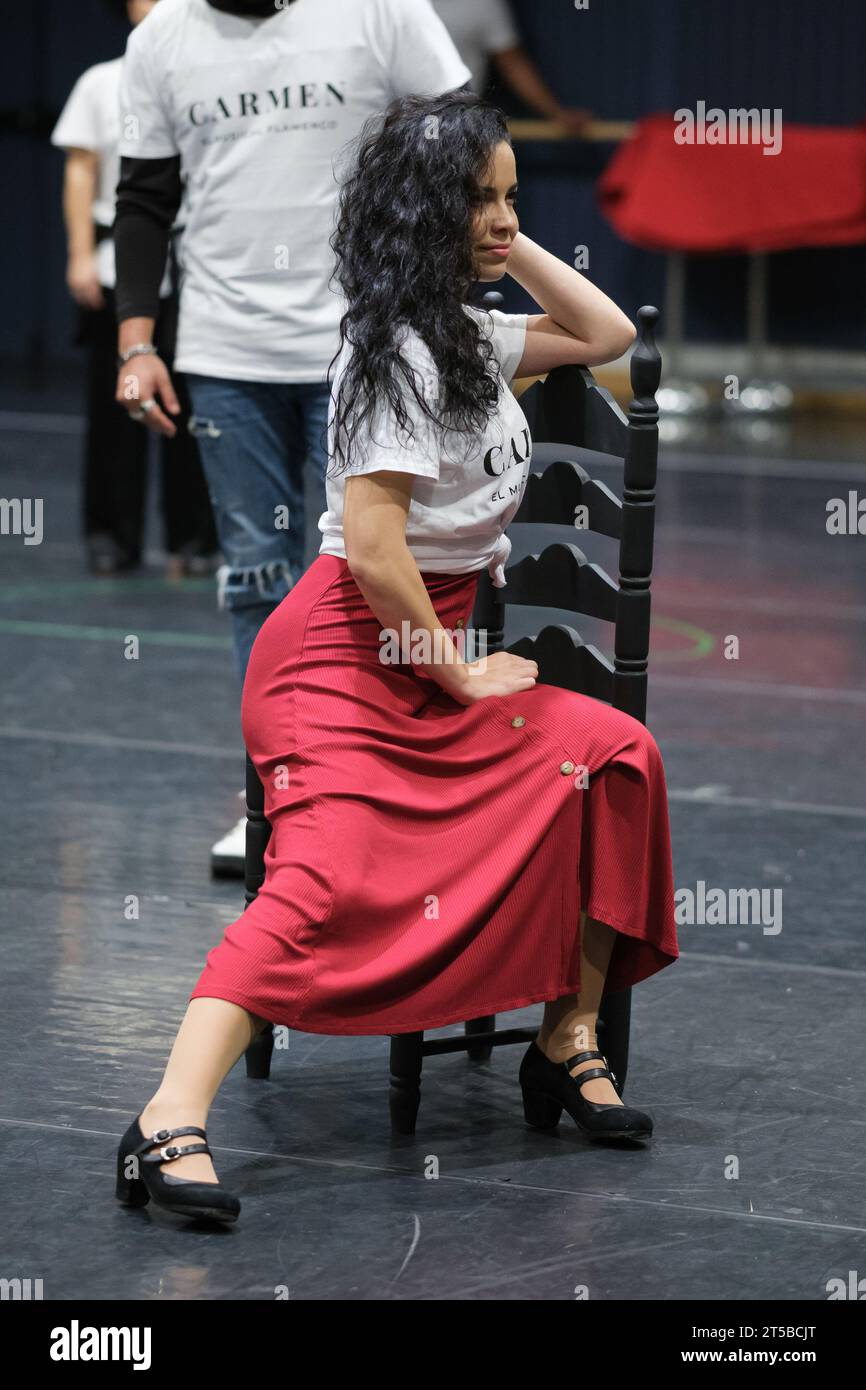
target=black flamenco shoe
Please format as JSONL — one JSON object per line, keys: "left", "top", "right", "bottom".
{"left": 519, "top": 1041, "right": 654, "bottom": 1141}
{"left": 115, "top": 1115, "right": 241, "bottom": 1223}
{"left": 86, "top": 532, "right": 140, "bottom": 575}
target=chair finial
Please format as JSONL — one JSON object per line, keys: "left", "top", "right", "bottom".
{"left": 630, "top": 305, "right": 661, "bottom": 405}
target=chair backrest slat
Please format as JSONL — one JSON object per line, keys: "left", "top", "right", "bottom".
{"left": 508, "top": 625, "right": 615, "bottom": 703}
{"left": 516, "top": 451, "right": 623, "bottom": 541}
{"left": 501, "top": 542, "right": 619, "bottom": 621}
{"left": 542, "top": 363, "right": 629, "bottom": 457}
{"left": 519, "top": 364, "right": 630, "bottom": 459}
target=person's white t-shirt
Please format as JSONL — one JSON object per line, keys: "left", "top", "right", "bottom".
{"left": 51, "top": 56, "right": 173, "bottom": 295}
{"left": 117, "top": 0, "right": 471, "bottom": 383}
{"left": 429, "top": 0, "right": 520, "bottom": 93}
{"left": 318, "top": 305, "right": 531, "bottom": 586}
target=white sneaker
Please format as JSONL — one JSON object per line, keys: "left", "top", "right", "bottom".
{"left": 211, "top": 802, "right": 247, "bottom": 878}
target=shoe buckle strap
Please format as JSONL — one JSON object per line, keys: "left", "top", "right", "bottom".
{"left": 564, "top": 1050, "right": 620, "bottom": 1089}
{"left": 141, "top": 1141, "right": 212, "bottom": 1164}
{"left": 563, "top": 1049, "right": 604, "bottom": 1070}
{"left": 133, "top": 1124, "right": 207, "bottom": 1157}
{"left": 571, "top": 1066, "right": 610, "bottom": 1085}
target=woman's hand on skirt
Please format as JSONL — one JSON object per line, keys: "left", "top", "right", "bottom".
{"left": 450, "top": 650, "right": 538, "bottom": 707}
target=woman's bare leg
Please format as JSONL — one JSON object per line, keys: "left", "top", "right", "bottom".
{"left": 137, "top": 998, "right": 269, "bottom": 1183}
{"left": 535, "top": 911, "right": 622, "bottom": 1105}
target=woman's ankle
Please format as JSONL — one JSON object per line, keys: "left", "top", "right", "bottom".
{"left": 139, "top": 1094, "right": 208, "bottom": 1130}
{"left": 536, "top": 1025, "right": 599, "bottom": 1065}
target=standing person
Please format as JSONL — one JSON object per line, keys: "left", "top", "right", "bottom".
{"left": 430, "top": 0, "right": 593, "bottom": 133}
{"left": 51, "top": 0, "right": 217, "bottom": 577}
{"left": 113, "top": 0, "right": 471, "bottom": 872}
{"left": 115, "top": 92, "right": 679, "bottom": 1226}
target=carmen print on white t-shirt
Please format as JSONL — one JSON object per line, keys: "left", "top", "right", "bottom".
{"left": 484, "top": 425, "right": 531, "bottom": 483}
{"left": 188, "top": 81, "right": 346, "bottom": 126}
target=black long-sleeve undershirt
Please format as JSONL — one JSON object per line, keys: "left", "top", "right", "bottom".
{"left": 113, "top": 5, "right": 284, "bottom": 326}
{"left": 113, "top": 154, "right": 183, "bottom": 324}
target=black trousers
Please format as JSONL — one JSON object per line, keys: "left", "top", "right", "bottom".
{"left": 77, "top": 285, "right": 218, "bottom": 562}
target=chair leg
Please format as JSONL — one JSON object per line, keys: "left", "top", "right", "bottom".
{"left": 244, "top": 751, "right": 270, "bottom": 908}
{"left": 389, "top": 1032, "right": 424, "bottom": 1134}
{"left": 465, "top": 1015, "right": 495, "bottom": 1061}
{"left": 243, "top": 751, "right": 274, "bottom": 1081}
{"left": 245, "top": 1022, "right": 275, "bottom": 1080}
{"left": 597, "top": 988, "right": 631, "bottom": 1096}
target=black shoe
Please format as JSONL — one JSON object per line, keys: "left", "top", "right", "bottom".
{"left": 180, "top": 543, "right": 221, "bottom": 577}
{"left": 87, "top": 533, "right": 140, "bottom": 575}
{"left": 115, "top": 1115, "right": 241, "bottom": 1223}
{"left": 519, "top": 1041, "right": 653, "bottom": 1141}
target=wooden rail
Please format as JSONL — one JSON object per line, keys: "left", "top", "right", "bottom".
{"left": 506, "top": 117, "right": 635, "bottom": 142}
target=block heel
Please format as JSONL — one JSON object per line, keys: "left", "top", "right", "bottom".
{"left": 115, "top": 1149, "right": 149, "bottom": 1207}
{"left": 521, "top": 1084, "right": 563, "bottom": 1129}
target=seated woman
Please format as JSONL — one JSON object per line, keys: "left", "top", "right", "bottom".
{"left": 116, "top": 90, "right": 679, "bottom": 1225}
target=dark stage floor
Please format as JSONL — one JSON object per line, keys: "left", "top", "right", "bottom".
{"left": 1, "top": 379, "right": 864, "bottom": 1301}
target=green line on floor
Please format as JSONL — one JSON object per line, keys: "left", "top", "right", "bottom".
{"left": 649, "top": 615, "right": 715, "bottom": 662}
{"left": 0, "top": 576, "right": 215, "bottom": 602}
{"left": 0, "top": 612, "right": 714, "bottom": 661}
{"left": 0, "top": 618, "right": 230, "bottom": 648}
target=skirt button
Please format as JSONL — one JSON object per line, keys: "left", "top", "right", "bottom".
{"left": 560, "top": 760, "right": 575, "bottom": 775}
{"left": 455, "top": 618, "right": 464, "bottom": 628}
{"left": 511, "top": 715, "right": 525, "bottom": 727}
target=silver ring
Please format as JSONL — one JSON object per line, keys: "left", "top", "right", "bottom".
{"left": 140, "top": 399, "right": 156, "bottom": 414}
{"left": 129, "top": 408, "right": 147, "bottom": 422}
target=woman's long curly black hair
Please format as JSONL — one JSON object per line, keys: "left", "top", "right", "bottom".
{"left": 327, "top": 90, "right": 513, "bottom": 477}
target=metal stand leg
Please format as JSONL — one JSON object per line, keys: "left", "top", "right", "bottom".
{"left": 726, "top": 252, "right": 792, "bottom": 416}
{"left": 657, "top": 252, "right": 711, "bottom": 416}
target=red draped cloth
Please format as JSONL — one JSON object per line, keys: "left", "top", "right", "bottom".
{"left": 597, "top": 113, "right": 866, "bottom": 252}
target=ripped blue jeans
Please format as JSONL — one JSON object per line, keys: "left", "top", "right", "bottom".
{"left": 184, "top": 374, "right": 330, "bottom": 681}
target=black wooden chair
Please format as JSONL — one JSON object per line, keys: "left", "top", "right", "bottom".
{"left": 243, "top": 304, "right": 663, "bottom": 1137}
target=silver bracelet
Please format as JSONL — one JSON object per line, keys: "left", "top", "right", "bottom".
{"left": 118, "top": 342, "right": 158, "bottom": 365}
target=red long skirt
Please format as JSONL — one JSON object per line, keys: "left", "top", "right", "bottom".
{"left": 190, "top": 554, "right": 679, "bottom": 1034}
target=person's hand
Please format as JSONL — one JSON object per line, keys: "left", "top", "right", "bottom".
{"left": 450, "top": 649, "right": 538, "bottom": 707}
{"left": 552, "top": 107, "right": 594, "bottom": 137}
{"left": 67, "top": 252, "right": 104, "bottom": 310}
{"left": 115, "top": 352, "right": 181, "bottom": 438}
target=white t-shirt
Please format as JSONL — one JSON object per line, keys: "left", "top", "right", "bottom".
{"left": 318, "top": 305, "right": 531, "bottom": 586}
{"left": 429, "top": 0, "right": 520, "bottom": 93}
{"left": 51, "top": 56, "right": 173, "bottom": 294}
{"left": 117, "top": 0, "right": 471, "bottom": 383}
